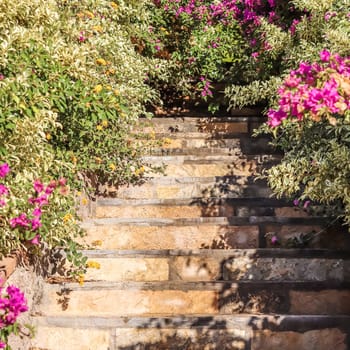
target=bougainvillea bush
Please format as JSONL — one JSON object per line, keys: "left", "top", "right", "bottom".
{"left": 0, "top": 0, "right": 162, "bottom": 191}
{"left": 226, "top": 0, "right": 350, "bottom": 108}
{"left": 259, "top": 51, "right": 350, "bottom": 227}
{"left": 140, "top": 0, "right": 247, "bottom": 105}
{"left": 0, "top": 0, "right": 166, "bottom": 278}
{"left": 0, "top": 284, "right": 28, "bottom": 350}
{"left": 0, "top": 114, "right": 86, "bottom": 273}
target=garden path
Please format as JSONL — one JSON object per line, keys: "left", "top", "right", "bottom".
{"left": 31, "top": 106, "right": 350, "bottom": 349}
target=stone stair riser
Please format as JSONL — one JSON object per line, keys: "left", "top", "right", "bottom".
{"left": 81, "top": 225, "right": 260, "bottom": 250}
{"left": 30, "top": 324, "right": 348, "bottom": 350}
{"left": 95, "top": 204, "right": 235, "bottom": 219}
{"left": 82, "top": 219, "right": 342, "bottom": 250}
{"left": 84, "top": 255, "right": 349, "bottom": 283}
{"left": 38, "top": 286, "right": 350, "bottom": 317}
{"left": 114, "top": 178, "right": 272, "bottom": 200}
{"left": 139, "top": 119, "right": 250, "bottom": 134}
{"left": 94, "top": 203, "right": 313, "bottom": 219}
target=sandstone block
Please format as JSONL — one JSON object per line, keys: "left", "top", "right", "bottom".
{"left": 41, "top": 289, "right": 218, "bottom": 316}
{"left": 170, "top": 256, "right": 222, "bottom": 281}
{"left": 114, "top": 327, "right": 251, "bottom": 349}
{"left": 252, "top": 328, "right": 347, "bottom": 350}
{"left": 290, "top": 290, "right": 350, "bottom": 315}
{"left": 30, "top": 327, "right": 111, "bottom": 350}
{"left": 82, "top": 225, "right": 259, "bottom": 250}
{"left": 85, "top": 258, "right": 169, "bottom": 282}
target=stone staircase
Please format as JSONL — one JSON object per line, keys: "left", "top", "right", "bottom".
{"left": 30, "top": 108, "right": 350, "bottom": 349}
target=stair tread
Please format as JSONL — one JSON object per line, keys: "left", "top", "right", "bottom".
{"left": 82, "top": 216, "right": 329, "bottom": 226}
{"left": 45, "top": 280, "right": 350, "bottom": 290}
{"left": 82, "top": 248, "right": 350, "bottom": 259}
{"left": 33, "top": 314, "right": 350, "bottom": 330}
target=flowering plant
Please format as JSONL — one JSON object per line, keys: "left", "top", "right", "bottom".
{"left": 258, "top": 50, "right": 350, "bottom": 227}
{"left": 143, "top": 0, "right": 247, "bottom": 105}
{"left": 0, "top": 284, "right": 28, "bottom": 350}
{"left": 0, "top": 163, "right": 70, "bottom": 247}
{"left": 267, "top": 50, "right": 350, "bottom": 127}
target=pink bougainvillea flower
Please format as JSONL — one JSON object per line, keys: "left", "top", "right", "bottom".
{"left": 28, "top": 234, "right": 41, "bottom": 245}
{"left": 0, "top": 163, "right": 10, "bottom": 178}
{"left": 58, "top": 177, "right": 67, "bottom": 187}
{"left": 320, "top": 49, "right": 331, "bottom": 62}
{"left": 0, "top": 184, "right": 8, "bottom": 196}
{"left": 33, "top": 179, "right": 44, "bottom": 193}
{"left": 32, "top": 208, "right": 42, "bottom": 217}
{"left": 31, "top": 218, "right": 42, "bottom": 231}
{"left": 10, "top": 213, "right": 30, "bottom": 229}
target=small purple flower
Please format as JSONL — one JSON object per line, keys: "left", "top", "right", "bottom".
{"left": 271, "top": 235, "right": 279, "bottom": 245}
{"left": 293, "top": 199, "right": 300, "bottom": 206}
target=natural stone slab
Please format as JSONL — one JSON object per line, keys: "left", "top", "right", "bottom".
{"left": 274, "top": 207, "right": 310, "bottom": 218}
{"left": 95, "top": 204, "right": 235, "bottom": 219}
{"left": 40, "top": 288, "right": 218, "bottom": 316}
{"left": 252, "top": 328, "right": 347, "bottom": 350}
{"left": 81, "top": 224, "right": 259, "bottom": 250}
{"left": 147, "top": 163, "right": 256, "bottom": 177}
{"left": 223, "top": 258, "right": 347, "bottom": 282}
{"left": 38, "top": 281, "right": 350, "bottom": 317}
{"left": 114, "top": 177, "right": 269, "bottom": 200}
{"left": 290, "top": 290, "right": 350, "bottom": 315}
{"left": 85, "top": 258, "right": 169, "bottom": 282}
{"left": 155, "top": 138, "right": 241, "bottom": 150}
{"left": 33, "top": 314, "right": 350, "bottom": 331}
{"left": 170, "top": 256, "right": 222, "bottom": 281}
{"left": 29, "top": 326, "right": 111, "bottom": 350}
{"left": 140, "top": 119, "right": 249, "bottom": 134}
{"left": 114, "top": 327, "right": 251, "bottom": 349}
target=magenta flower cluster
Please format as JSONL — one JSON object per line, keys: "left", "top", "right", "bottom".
{"left": 0, "top": 163, "right": 68, "bottom": 246}
{"left": 0, "top": 284, "right": 28, "bottom": 349}
{"left": 267, "top": 50, "right": 350, "bottom": 127}
{"left": 199, "top": 76, "right": 213, "bottom": 97}
{"left": 156, "top": 0, "right": 302, "bottom": 45}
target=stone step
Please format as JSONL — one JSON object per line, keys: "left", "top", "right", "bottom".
{"left": 142, "top": 154, "right": 280, "bottom": 164}
{"left": 114, "top": 176, "right": 274, "bottom": 200}
{"left": 30, "top": 315, "right": 350, "bottom": 350}
{"left": 149, "top": 141, "right": 277, "bottom": 156}
{"left": 81, "top": 216, "right": 338, "bottom": 250}
{"left": 143, "top": 154, "right": 280, "bottom": 177}
{"left": 36, "top": 281, "right": 350, "bottom": 318}
{"left": 93, "top": 197, "right": 310, "bottom": 219}
{"left": 146, "top": 135, "right": 274, "bottom": 154}
{"left": 81, "top": 222, "right": 261, "bottom": 250}
{"left": 83, "top": 249, "right": 350, "bottom": 283}
{"left": 138, "top": 117, "right": 258, "bottom": 134}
